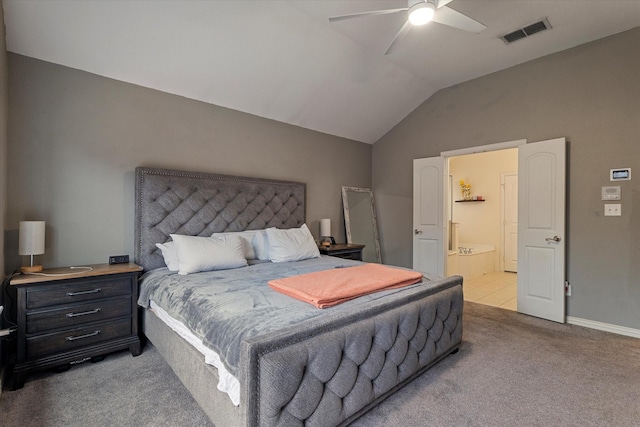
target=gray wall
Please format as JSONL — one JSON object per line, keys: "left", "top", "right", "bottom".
{"left": 373, "top": 28, "right": 640, "bottom": 330}
{"left": 0, "top": 4, "right": 7, "bottom": 278}
{"left": 6, "top": 54, "right": 371, "bottom": 271}
{"left": 0, "top": 3, "right": 8, "bottom": 377}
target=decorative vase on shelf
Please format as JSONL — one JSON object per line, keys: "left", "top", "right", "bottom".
{"left": 463, "top": 187, "right": 471, "bottom": 200}
{"left": 460, "top": 180, "right": 472, "bottom": 200}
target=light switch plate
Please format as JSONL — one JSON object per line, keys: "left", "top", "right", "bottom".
{"left": 604, "top": 204, "right": 621, "bottom": 216}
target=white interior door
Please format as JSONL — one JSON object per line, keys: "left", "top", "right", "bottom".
{"left": 413, "top": 157, "right": 445, "bottom": 276}
{"left": 503, "top": 173, "right": 518, "bottom": 272}
{"left": 517, "top": 138, "right": 566, "bottom": 323}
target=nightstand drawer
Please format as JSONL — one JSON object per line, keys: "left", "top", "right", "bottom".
{"left": 26, "top": 318, "right": 132, "bottom": 359}
{"left": 329, "top": 250, "right": 362, "bottom": 260}
{"left": 26, "top": 296, "right": 132, "bottom": 334}
{"left": 26, "top": 276, "right": 132, "bottom": 309}
{"left": 318, "top": 244, "right": 365, "bottom": 261}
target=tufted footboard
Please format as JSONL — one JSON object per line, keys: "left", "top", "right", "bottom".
{"left": 242, "top": 277, "right": 463, "bottom": 427}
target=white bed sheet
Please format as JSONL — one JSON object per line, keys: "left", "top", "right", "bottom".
{"left": 149, "top": 300, "right": 241, "bottom": 406}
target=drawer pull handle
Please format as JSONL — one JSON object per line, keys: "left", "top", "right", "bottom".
{"left": 66, "top": 330, "right": 101, "bottom": 341}
{"left": 66, "top": 288, "right": 102, "bottom": 296}
{"left": 66, "top": 308, "right": 101, "bottom": 318}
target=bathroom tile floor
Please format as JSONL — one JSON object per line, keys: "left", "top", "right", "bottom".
{"left": 462, "top": 271, "right": 517, "bottom": 311}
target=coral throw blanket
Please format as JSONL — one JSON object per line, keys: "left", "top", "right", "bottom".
{"left": 268, "top": 264, "right": 424, "bottom": 308}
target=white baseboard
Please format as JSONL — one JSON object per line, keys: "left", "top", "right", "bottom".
{"left": 567, "top": 316, "right": 640, "bottom": 339}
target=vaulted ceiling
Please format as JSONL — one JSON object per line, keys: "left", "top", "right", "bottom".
{"left": 4, "top": 1, "right": 640, "bottom": 143}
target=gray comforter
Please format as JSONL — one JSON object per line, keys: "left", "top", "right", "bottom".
{"left": 138, "top": 256, "right": 440, "bottom": 377}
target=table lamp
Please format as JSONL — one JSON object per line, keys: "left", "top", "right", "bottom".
{"left": 19, "top": 221, "right": 45, "bottom": 273}
{"left": 320, "top": 218, "right": 332, "bottom": 247}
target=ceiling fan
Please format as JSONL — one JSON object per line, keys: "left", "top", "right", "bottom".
{"left": 329, "top": 0, "right": 486, "bottom": 55}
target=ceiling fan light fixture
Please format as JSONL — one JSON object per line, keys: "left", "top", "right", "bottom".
{"left": 408, "top": 2, "right": 436, "bottom": 26}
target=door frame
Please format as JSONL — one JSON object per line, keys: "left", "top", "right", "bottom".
{"left": 441, "top": 139, "right": 526, "bottom": 275}
{"left": 419, "top": 138, "right": 567, "bottom": 323}
{"left": 501, "top": 172, "right": 518, "bottom": 273}
{"left": 441, "top": 139, "right": 527, "bottom": 159}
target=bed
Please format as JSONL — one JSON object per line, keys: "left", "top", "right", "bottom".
{"left": 134, "top": 166, "right": 463, "bottom": 426}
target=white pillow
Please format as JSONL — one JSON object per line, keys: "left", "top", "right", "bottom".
{"left": 265, "top": 224, "right": 320, "bottom": 263}
{"left": 170, "top": 234, "right": 248, "bottom": 275}
{"left": 211, "top": 230, "right": 257, "bottom": 259}
{"left": 251, "top": 230, "right": 270, "bottom": 260}
{"left": 155, "top": 241, "right": 179, "bottom": 272}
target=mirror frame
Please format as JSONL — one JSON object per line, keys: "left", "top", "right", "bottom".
{"left": 341, "top": 186, "right": 382, "bottom": 263}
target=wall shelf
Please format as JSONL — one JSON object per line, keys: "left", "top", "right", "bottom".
{"left": 455, "top": 199, "right": 485, "bottom": 202}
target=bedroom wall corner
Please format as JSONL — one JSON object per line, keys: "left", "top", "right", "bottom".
{"left": 0, "top": 3, "right": 8, "bottom": 278}
{"left": 0, "top": 1, "right": 9, "bottom": 389}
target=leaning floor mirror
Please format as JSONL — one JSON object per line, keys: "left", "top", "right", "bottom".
{"left": 342, "top": 186, "right": 382, "bottom": 263}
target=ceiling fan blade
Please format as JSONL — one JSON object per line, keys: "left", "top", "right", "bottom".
{"left": 329, "top": 8, "right": 408, "bottom": 23}
{"left": 432, "top": 6, "right": 486, "bottom": 33}
{"left": 436, "top": 0, "right": 454, "bottom": 8}
{"left": 385, "top": 20, "right": 413, "bottom": 55}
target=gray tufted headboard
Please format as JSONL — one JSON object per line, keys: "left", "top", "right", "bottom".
{"left": 134, "top": 167, "right": 306, "bottom": 271}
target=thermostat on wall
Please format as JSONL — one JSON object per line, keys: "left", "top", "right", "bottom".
{"left": 610, "top": 168, "right": 630, "bottom": 181}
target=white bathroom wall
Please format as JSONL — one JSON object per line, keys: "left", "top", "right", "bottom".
{"left": 449, "top": 148, "right": 518, "bottom": 270}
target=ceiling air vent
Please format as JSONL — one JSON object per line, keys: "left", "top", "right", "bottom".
{"left": 499, "top": 18, "right": 552, "bottom": 44}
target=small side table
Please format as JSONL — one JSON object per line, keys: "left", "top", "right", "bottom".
{"left": 318, "top": 244, "right": 365, "bottom": 261}
{"left": 9, "top": 263, "right": 143, "bottom": 389}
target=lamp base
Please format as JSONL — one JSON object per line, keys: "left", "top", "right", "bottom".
{"left": 21, "top": 265, "right": 43, "bottom": 273}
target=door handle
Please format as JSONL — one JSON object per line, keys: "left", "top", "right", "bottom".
{"left": 414, "top": 229, "right": 423, "bottom": 235}
{"left": 545, "top": 235, "right": 561, "bottom": 243}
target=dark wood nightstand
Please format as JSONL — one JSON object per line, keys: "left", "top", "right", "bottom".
{"left": 9, "top": 263, "right": 143, "bottom": 389}
{"left": 318, "top": 244, "right": 365, "bottom": 261}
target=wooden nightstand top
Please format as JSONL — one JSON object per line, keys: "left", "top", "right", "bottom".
{"left": 10, "top": 263, "right": 142, "bottom": 286}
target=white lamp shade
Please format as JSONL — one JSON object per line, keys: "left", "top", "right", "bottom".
{"left": 320, "top": 219, "right": 331, "bottom": 237}
{"left": 19, "top": 221, "right": 46, "bottom": 256}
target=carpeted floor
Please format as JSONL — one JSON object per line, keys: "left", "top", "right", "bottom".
{"left": 2, "top": 302, "right": 639, "bottom": 426}
{"left": 352, "top": 303, "right": 640, "bottom": 427}
{"left": 0, "top": 339, "right": 213, "bottom": 426}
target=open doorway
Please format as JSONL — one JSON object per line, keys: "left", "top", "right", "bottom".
{"left": 414, "top": 137, "right": 566, "bottom": 322}
{"left": 446, "top": 148, "right": 518, "bottom": 310}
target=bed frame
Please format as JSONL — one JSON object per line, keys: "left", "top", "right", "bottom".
{"left": 134, "top": 166, "right": 463, "bottom": 426}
